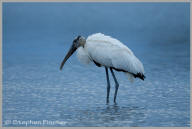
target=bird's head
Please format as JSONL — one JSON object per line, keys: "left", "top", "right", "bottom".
{"left": 60, "top": 36, "right": 86, "bottom": 70}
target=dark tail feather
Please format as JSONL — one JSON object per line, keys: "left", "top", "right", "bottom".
{"left": 134, "top": 73, "right": 145, "bottom": 80}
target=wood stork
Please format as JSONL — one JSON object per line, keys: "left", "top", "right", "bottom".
{"left": 60, "top": 33, "right": 145, "bottom": 104}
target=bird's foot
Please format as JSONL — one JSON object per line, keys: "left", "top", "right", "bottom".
{"left": 106, "top": 99, "right": 109, "bottom": 105}
{"left": 113, "top": 100, "right": 118, "bottom": 105}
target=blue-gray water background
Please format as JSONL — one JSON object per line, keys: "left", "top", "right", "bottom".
{"left": 3, "top": 2, "right": 190, "bottom": 127}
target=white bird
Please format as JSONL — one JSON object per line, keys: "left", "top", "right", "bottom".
{"left": 60, "top": 33, "right": 145, "bottom": 104}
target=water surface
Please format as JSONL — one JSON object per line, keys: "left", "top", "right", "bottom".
{"left": 3, "top": 2, "right": 190, "bottom": 127}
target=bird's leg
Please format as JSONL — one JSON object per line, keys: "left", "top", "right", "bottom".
{"left": 105, "top": 67, "right": 110, "bottom": 104}
{"left": 110, "top": 68, "right": 119, "bottom": 104}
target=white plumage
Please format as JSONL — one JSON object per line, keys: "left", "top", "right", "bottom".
{"left": 76, "top": 33, "right": 144, "bottom": 82}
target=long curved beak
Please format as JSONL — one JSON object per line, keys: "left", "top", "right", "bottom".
{"left": 60, "top": 44, "right": 77, "bottom": 70}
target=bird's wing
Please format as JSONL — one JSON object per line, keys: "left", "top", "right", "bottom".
{"left": 110, "top": 48, "right": 144, "bottom": 74}
{"left": 86, "top": 33, "right": 144, "bottom": 75}
{"left": 87, "top": 33, "right": 134, "bottom": 55}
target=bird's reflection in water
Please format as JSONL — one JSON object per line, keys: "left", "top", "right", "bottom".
{"left": 60, "top": 104, "right": 146, "bottom": 126}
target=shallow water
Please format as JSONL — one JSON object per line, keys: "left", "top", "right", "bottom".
{"left": 3, "top": 40, "right": 190, "bottom": 127}
{"left": 3, "top": 2, "right": 190, "bottom": 127}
